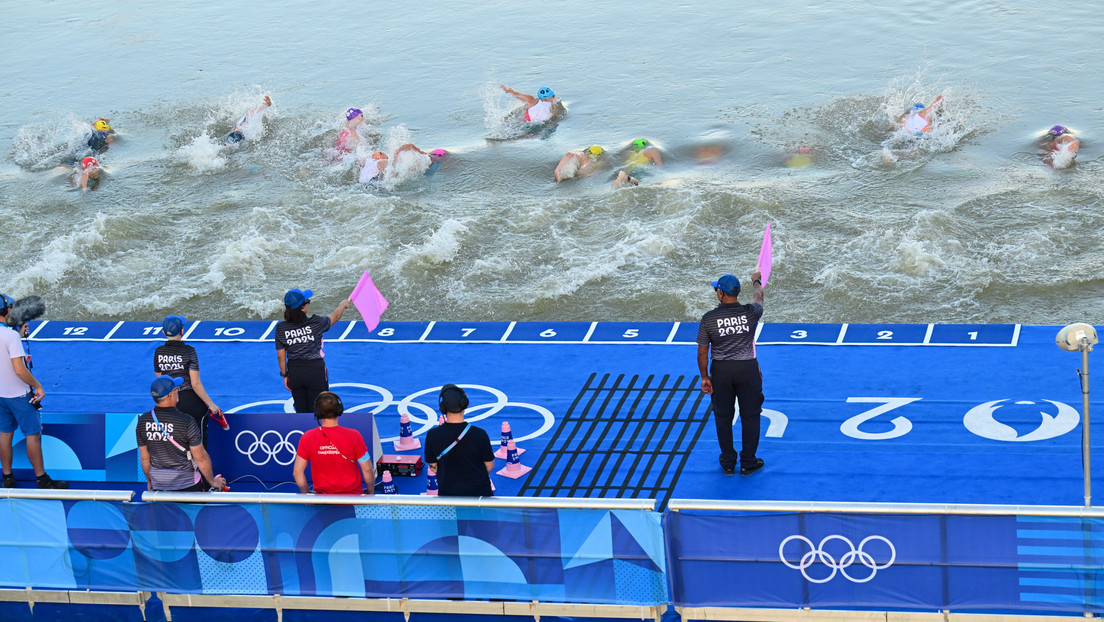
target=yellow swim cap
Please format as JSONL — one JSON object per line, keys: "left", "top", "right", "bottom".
{"left": 586, "top": 145, "right": 604, "bottom": 156}
{"left": 93, "top": 120, "right": 113, "bottom": 133}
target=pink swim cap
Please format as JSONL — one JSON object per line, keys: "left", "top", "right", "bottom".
{"left": 430, "top": 149, "right": 448, "bottom": 159}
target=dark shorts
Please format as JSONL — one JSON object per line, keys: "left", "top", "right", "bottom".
{"left": 0, "top": 393, "right": 42, "bottom": 435}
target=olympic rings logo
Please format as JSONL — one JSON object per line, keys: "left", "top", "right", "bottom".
{"left": 779, "top": 534, "right": 895, "bottom": 583}
{"left": 234, "top": 429, "right": 303, "bottom": 466}
{"left": 226, "top": 383, "right": 555, "bottom": 447}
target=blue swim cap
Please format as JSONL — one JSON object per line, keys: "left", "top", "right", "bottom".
{"left": 911, "top": 103, "right": 925, "bottom": 111}
{"left": 538, "top": 87, "right": 554, "bottom": 99}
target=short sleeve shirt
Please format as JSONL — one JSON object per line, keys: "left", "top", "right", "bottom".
{"left": 0, "top": 325, "right": 29, "bottom": 398}
{"left": 296, "top": 425, "right": 369, "bottom": 494}
{"left": 424, "top": 423, "right": 495, "bottom": 497}
{"left": 153, "top": 340, "right": 199, "bottom": 391}
{"left": 136, "top": 406, "right": 202, "bottom": 491}
{"left": 697, "top": 301, "right": 764, "bottom": 361}
{"left": 274, "top": 315, "right": 333, "bottom": 360}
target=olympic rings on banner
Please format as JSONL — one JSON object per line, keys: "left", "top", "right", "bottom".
{"left": 225, "top": 383, "right": 554, "bottom": 446}
{"left": 779, "top": 534, "right": 895, "bottom": 583}
{"left": 234, "top": 429, "right": 303, "bottom": 466}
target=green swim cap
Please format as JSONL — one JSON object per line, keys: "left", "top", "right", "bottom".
{"left": 631, "top": 138, "right": 649, "bottom": 150}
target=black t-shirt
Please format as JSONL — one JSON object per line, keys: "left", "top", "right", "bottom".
{"left": 424, "top": 422, "right": 494, "bottom": 497}
{"left": 697, "top": 301, "right": 764, "bottom": 361}
{"left": 153, "top": 340, "right": 199, "bottom": 391}
{"left": 274, "top": 315, "right": 332, "bottom": 360}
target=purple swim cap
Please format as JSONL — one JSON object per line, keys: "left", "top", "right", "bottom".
{"left": 346, "top": 108, "right": 363, "bottom": 121}
{"left": 430, "top": 149, "right": 448, "bottom": 159}
{"left": 1047, "top": 125, "right": 1069, "bottom": 136}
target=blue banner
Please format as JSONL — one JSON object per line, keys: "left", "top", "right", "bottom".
{"left": 665, "top": 510, "right": 1102, "bottom": 615}
{"left": 1, "top": 498, "right": 667, "bottom": 605}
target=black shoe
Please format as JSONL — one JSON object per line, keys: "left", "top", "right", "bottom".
{"left": 2, "top": 474, "right": 14, "bottom": 489}
{"left": 740, "top": 458, "right": 765, "bottom": 476}
{"left": 721, "top": 464, "right": 736, "bottom": 476}
{"left": 36, "top": 474, "right": 68, "bottom": 489}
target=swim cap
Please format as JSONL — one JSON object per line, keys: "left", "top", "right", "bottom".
{"left": 429, "top": 149, "right": 449, "bottom": 159}
{"left": 586, "top": 145, "right": 604, "bottom": 156}
{"left": 538, "top": 87, "right": 554, "bottom": 99}
{"left": 797, "top": 146, "right": 811, "bottom": 154}
{"left": 81, "top": 157, "right": 99, "bottom": 170}
{"left": 346, "top": 108, "right": 363, "bottom": 121}
{"left": 631, "top": 138, "right": 649, "bottom": 150}
{"left": 371, "top": 151, "right": 388, "bottom": 160}
{"left": 93, "top": 119, "right": 113, "bottom": 133}
{"left": 1047, "top": 125, "right": 1070, "bottom": 136}
{"left": 224, "top": 130, "right": 245, "bottom": 145}
{"left": 911, "top": 103, "right": 925, "bottom": 111}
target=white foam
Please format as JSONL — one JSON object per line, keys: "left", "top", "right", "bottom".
{"left": 9, "top": 214, "right": 109, "bottom": 293}
{"left": 177, "top": 133, "right": 227, "bottom": 170}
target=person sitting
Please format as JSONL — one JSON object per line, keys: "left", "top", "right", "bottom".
{"left": 500, "top": 85, "right": 560, "bottom": 123}
{"left": 137, "top": 376, "right": 227, "bottom": 492}
{"left": 224, "top": 95, "right": 273, "bottom": 145}
{"left": 554, "top": 145, "right": 605, "bottom": 182}
{"left": 424, "top": 385, "right": 495, "bottom": 497}
{"left": 293, "top": 391, "right": 375, "bottom": 495}
{"left": 897, "top": 95, "right": 944, "bottom": 134}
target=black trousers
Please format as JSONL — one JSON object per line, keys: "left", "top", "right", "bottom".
{"left": 709, "top": 358, "right": 764, "bottom": 469}
{"left": 176, "top": 389, "right": 209, "bottom": 446}
{"left": 287, "top": 358, "right": 329, "bottom": 414}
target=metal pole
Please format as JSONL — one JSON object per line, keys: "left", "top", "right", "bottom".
{"left": 1082, "top": 338, "right": 1092, "bottom": 508}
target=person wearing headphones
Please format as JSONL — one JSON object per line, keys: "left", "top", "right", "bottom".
{"left": 293, "top": 391, "right": 375, "bottom": 495}
{"left": 424, "top": 385, "right": 495, "bottom": 497}
{"left": 0, "top": 294, "right": 66, "bottom": 489}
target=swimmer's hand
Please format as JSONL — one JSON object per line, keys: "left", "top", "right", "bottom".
{"left": 262, "top": 95, "right": 272, "bottom": 107}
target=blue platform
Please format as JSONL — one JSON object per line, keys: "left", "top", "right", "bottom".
{"left": 10, "top": 320, "right": 1102, "bottom": 508}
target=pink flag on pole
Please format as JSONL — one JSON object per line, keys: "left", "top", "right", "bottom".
{"left": 757, "top": 222, "right": 773, "bottom": 286}
{"left": 350, "top": 271, "right": 389, "bottom": 332}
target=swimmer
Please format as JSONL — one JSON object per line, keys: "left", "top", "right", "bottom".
{"left": 613, "top": 138, "right": 663, "bottom": 187}
{"left": 499, "top": 85, "right": 561, "bottom": 123}
{"left": 335, "top": 107, "right": 364, "bottom": 154}
{"left": 786, "top": 146, "right": 814, "bottom": 168}
{"left": 86, "top": 118, "right": 115, "bottom": 153}
{"left": 224, "top": 95, "right": 273, "bottom": 145}
{"left": 897, "top": 95, "right": 944, "bottom": 135}
{"left": 554, "top": 145, "right": 605, "bottom": 182}
{"left": 76, "top": 156, "right": 102, "bottom": 194}
{"left": 1043, "top": 125, "right": 1080, "bottom": 167}
{"left": 357, "top": 144, "right": 448, "bottom": 183}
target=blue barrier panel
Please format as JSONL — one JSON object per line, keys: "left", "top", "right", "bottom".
{"left": 338, "top": 320, "right": 431, "bottom": 341}
{"left": 32, "top": 321, "right": 119, "bottom": 340}
{"left": 506, "top": 322, "right": 591, "bottom": 342}
{"left": 664, "top": 509, "right": 1103, "bottom": 616}
{"left": 928, "top": 324, "right": 1019, "bottom": 346}
{"left": 425, "top": 322, "right": 511, "bottom": 342}
{"left": 0, "top": 498, "right": 667, "bottom": 605}
{"left": 841, "top": 323, "right": 929, "bottom": 345}
{"left": 588, "top": 322, "right": 675, "bottom": 343}
{"left": 757, "top": 323, "right": 843, "bottom": 344}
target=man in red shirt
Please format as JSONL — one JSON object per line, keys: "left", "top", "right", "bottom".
{"left": 293, "top": 391, "right": 375, "bottom": 495}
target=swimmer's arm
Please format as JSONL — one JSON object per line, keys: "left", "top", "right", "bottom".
{"left": 499, "top": 84, "right": 537, "bottom": 106}
{"left": 79, "top": 170, "right": 90, "bottom": 194}
{"left": 645, "top": 149, "right": 663, "bottom": 166}
{"left": 921, "top": 95, "right": 944, "bottom": 117}
{"left": 554, "top": 152, "right": 579, "bottom": 182}
{"left": 395, "top": 144, "right": 426, "bottom": 157}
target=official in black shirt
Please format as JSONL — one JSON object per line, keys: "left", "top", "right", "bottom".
{"left": 275, "top": 288, "right": 350, "bottom": 414}
{"left": 424, "top": 385, "right": 495, "bottom": 497}
{"left": 153, "top": 315, "right": 222, "bottom": 444}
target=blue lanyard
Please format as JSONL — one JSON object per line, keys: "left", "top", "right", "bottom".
{"left": 436, "top": 424, "right": 471, "bottom": 460}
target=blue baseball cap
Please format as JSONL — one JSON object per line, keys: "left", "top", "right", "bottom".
{"left": 162, "top": 315, "right": 186, "bottom": 337}
{"left": 0, "top": 294, "right": 12, "bottom": 311}
{"left": 711, "top": 274, "right": 741, "bottom": 295}
{"left": 284, "top": 288, "right": 313, "bottom": 309}
{"left": 151, "top": 376, "right": 184, "bottom": 399}
{"left": 538, "top": 87, "right": 554, "bottom": 99}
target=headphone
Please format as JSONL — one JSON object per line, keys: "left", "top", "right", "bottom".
{"left": 438, "top": 384, "right": 469, "bottom": 414}
{"left": 313, "top": 391, "right": 344, "bottom": 421}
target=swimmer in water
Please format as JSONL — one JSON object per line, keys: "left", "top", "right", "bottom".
{"left": 224, "top": 95, "right": 273, "bottom": 145}
{"left": 335, "top": 107, "right": 365, "bottom": 154}
{"left": 1042, "top": 125, "right": 1080, "bottom": 167}
{"left": 86, "top": 118, "right": 115, "bottom": 153}
{"left": 499, "top": 85, "right": 561, "bottom": 123}
{"left": 554, "top": 145, "right": 605, "bottom": 182}
{"left": 76, "top": 156, "right": 102, "bottom": 194}
{"left": 786, "top": 145, "right": 814, "bottom": 168}
{"left": 357, "top": 144, "right": 448, "bottom": 183}
{"left": 613, "top": 138, "right": 663, "bottom": 187}
{"left": 897, "top": 95, "right": 944, "bottom": 135}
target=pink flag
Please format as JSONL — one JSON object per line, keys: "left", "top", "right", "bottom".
{"left": 349, "top": 271, "right": 389, "bottom": 332}
{"left": 757, "top": 222, "right": 773, "bottom": 286}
